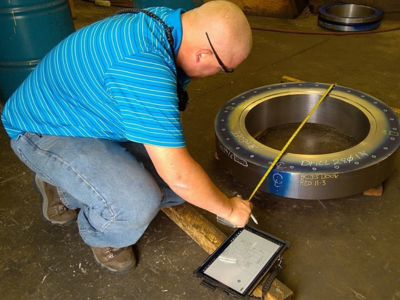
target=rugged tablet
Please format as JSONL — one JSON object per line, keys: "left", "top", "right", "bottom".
{"left": 194, "top": 226, "right": 289, "bottom": 299}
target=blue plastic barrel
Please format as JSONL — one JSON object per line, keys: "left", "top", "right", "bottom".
{"left": 0, "top": 0, "right": 76, "bottom": 105}
{"left": 134, "top": 0, "right": 203, "bottom": 11}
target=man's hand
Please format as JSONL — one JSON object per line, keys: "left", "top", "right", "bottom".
{"left": 219, "top": 196, "right": 252, "bottom": 227}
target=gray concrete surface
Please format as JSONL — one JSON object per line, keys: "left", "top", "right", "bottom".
{"left": 1, "top": 1, "right": 400, "bottom": 299}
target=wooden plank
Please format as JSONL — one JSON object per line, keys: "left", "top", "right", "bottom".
{"left": 363, "top": 184, "right": 383, "bottom": 196}
{"left": 161, "top": 204, "right": 226, "bottom": 254}
{"left": 392, "top": 106, "right": 400, "bottom": 116}
{"left": 162, "top": 203, "right": 293, "bottom": 300}
{"left": 68, "top": 0, "right": 76, "bottom": 19}
{"left": 281, "top": 75, "right": 304, "bottom": 83}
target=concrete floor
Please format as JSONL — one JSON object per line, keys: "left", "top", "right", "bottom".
{"left": 1, "top": 1, "right": 400, "bottom": 299}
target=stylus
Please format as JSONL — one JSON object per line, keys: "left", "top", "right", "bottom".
{"left": 250, "top": 213, "right": 258, "bottom": 225}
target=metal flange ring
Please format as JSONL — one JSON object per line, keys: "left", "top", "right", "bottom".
{"left": 318, "top": 4, "right": 382, "bottom": 32}
{"left": 215, "top": 82, "right": 400, "bottom": 200}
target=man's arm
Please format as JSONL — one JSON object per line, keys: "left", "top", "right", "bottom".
{"left": 144, "top": 144, "right": 252, "bottom": 227}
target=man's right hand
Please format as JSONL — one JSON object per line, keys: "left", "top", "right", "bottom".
{"left": 220, "top": 196, "right": 252, "bottom": 228}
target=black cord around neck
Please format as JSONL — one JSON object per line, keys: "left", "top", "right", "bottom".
{"left": 115, "top": 8, "right": 174, "bottom": 56}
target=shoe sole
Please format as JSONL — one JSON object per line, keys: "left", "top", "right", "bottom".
{"left": 91, "top": 248, "right": 137, "bottom": 274}
{"left": 31, "top": 173, "right": 77, "bottom": 226}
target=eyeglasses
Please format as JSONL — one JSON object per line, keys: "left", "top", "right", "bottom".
{"left": 205, "top": 32, "right": 234, "bottom": 73}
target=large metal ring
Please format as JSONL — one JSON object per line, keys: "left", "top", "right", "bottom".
{"left": 318, "top": 4, "right": 382, "bottom": 32}
{"left": 215, "top": 82, "right": 400, "bottom": 200}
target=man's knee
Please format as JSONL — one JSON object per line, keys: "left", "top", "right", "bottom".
{"left": 87, "top": 194, "right": 161, "bottom": 233}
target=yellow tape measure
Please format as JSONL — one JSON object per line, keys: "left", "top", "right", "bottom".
{"left": 248, "top": 83, "right": 336, "bottom": 201}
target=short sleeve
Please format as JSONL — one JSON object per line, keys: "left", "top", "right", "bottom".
{"left": 104, "top": 53, "right": 185, "bottom": 147}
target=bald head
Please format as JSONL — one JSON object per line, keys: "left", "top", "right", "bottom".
{"left": 177, "top": 1, "right": 252, "bottom": 78}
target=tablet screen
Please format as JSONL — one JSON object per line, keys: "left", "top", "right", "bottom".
{"left": 203, "top": 229, "right": 281, "bottom": 294}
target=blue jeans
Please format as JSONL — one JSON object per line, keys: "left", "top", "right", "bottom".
{"left": 11, "top": 133, "right": 185, "bottom": 247}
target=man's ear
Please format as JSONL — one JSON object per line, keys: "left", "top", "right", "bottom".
{"left": 196, "top": 49, "right": 213, "bottom": 62}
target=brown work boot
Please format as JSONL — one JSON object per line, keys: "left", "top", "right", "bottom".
{"left": 33, "top": 174, "right": 77, "bottom": 226}
{"left": 91, "top": 246, "right": 137, "bottom": 274}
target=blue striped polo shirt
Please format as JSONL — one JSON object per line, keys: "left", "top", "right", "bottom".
{"left": 1, "top": 7, "right": 190, "bottom": 147}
